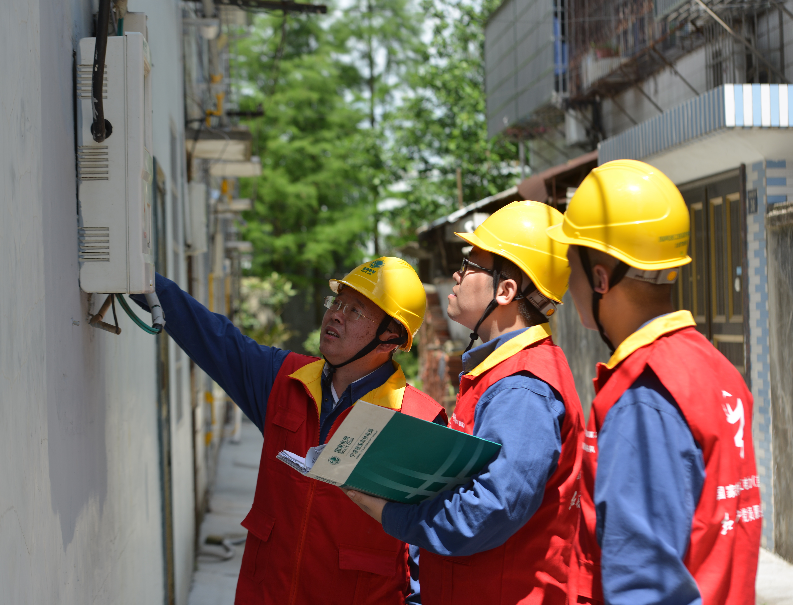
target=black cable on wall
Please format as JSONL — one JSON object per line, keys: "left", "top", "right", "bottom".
{"left": 91, "top": 0, "right": 113, "bottom": 142}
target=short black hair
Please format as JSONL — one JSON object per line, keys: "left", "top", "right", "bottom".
{"left": 582, "top": 246, "right": 674, "bottom": 306}
{"left": 499, "top": 257, "right": 549, "bottom": 325}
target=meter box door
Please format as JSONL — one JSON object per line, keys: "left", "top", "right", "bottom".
{"left": 77, "top": 32, "right": 155, "bottom": 294}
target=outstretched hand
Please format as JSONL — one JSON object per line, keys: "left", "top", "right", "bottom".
{"left": 345, "top": 489, "right": 387, "bottom": 524}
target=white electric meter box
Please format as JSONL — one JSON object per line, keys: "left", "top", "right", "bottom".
{"left": 76, "top": 32, "right": 155, "bottom": 294}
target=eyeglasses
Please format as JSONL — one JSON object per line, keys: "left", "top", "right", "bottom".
{"left": 458, "top": 257, "right": 505, "bottom": 279}
{"left": 323, "top": 295, "right": 376, "bottom": 323}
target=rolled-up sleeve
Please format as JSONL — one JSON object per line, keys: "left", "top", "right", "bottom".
{"left": 381, "top": 374, "right": 565, "bottom": 556}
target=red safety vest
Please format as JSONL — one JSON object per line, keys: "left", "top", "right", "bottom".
{"left": 420, "top": 325, "right": 585, "bottom": 605}
{"left": 572, "top": 311, "right": 761, "bottom": 605}
{"left": 234, "top": 352, "right": 446, "bottom": 605}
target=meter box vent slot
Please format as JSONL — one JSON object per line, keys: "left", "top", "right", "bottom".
{"left": 76, "top": 64, "right": 107, "bottom": 99}
{"left": 79, "top": 227, "right": 110, "bottom": 262}
{"left": 76, "top": 31, "right": 154, "bottom": 294}
{"left": 78, "top": 145, "right": 109, "bottom": 181}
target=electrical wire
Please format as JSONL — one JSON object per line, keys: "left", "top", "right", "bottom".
{"left": 92, "top": 0, "right": 113, "bottom": 142}
{"left": 116, "top": 293, "right": 163, "bottom": 334}
{"left": 111, "top": 292, "right": 119, "bottom": 327}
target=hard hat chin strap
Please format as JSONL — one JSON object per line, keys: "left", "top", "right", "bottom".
{"left": 578, "top": 247, "right": 629, "bottom": 354}
{"left": 323, "top": 315, "right": 408, "bottom": 376}
{"left": 463, "top": 256, "right": 556, "bottom": 354}
{"left": 464, "top": 257, "right": 504, "bottom": 354}
{"left": 514, "top": 285, "right": 557, "bottom": 317}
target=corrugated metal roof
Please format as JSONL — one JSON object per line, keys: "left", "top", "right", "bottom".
{"left": 416, "top": 186, "right": 519, "bottom": 234}
{"left": 599, "top": 84, "right": 793, "bottom": 164}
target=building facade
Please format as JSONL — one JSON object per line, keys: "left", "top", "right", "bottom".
{"left": 479, "top": 0, "right": 793, "bottom": 561}
{"left": 0, "top": 1, "right": 256, "bottom": 603}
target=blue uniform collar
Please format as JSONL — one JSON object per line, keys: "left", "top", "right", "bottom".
{"left": 317, "top": 359, "right": 397, "bottom": 444}
{"left": 321, "top": 359, "right": 396, "bottom": 405}
{"left": 462, "top": 328, "right": 529, "bottom": 374}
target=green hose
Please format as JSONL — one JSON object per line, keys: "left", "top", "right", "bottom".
{"left": 116, "top": 293, "right": 162, "bottom": 335}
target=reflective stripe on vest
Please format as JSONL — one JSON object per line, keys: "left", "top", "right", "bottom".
{"left": 420, "top": 326, "right": 586, "bottom": 605}
{"left": 574, "top": 312, "right": 761, "bottom": 604}
{"left": 234, "top": 352, "right": 445, "bottom": 605}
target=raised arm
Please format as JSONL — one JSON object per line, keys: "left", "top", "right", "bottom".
{"left": 131, "top": 273, "right": 290, "bottom": 431}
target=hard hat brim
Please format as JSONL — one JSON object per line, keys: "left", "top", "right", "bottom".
{"left": 546, "top": 223, "right": 692, "bottom": 271}
{"left": 455, "top": 231, "right": 563, "bottom": 302}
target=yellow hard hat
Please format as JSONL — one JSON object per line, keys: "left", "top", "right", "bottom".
{"left": 546, "top": 159, "right": 691, "bottom": 271}
{"left": 455, "top": 200, "right": 570, "bottom": 303}
{"left": 329, "top": 257, "right": 425, "bottom": 352}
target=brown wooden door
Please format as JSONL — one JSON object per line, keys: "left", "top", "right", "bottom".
{"left": 676, "top": 171, "right": 746, "bottom": 377}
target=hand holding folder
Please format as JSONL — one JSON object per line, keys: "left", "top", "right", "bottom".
{"left": 277, "top": 401, "right": 501, "bottom": 504}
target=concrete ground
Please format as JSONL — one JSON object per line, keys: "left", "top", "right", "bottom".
{"left": 187, "top": 418, "right": 261, "bottom": 605}
{"left": 757, "top": 548, "right": 793, "bottom": 605}
{"left": 187, "top": 416, "right": 793, "bottom": 604}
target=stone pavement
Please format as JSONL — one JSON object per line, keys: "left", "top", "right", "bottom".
{"left": 187, "top": 416, "right": 793, "bottom": 604}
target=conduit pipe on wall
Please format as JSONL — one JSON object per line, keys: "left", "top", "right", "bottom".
{"left": 89, "top": 294, "right": 122, "bottom": 334}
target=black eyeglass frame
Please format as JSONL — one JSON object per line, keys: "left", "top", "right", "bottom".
{"left": 458, "top": 257, "right": 508, "bottom": 280}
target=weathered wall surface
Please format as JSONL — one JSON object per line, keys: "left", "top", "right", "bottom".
{"left": 602, "top": 48, "right": 708, "bottom": 140}
{"left": 747, "top": 161, "right": 776, "bottom": 549}
{"left": 550, "top": 291, "right": 611, "bottom": 419}
{"left": 767, "top": 206, "right": 793, "bottom": 563}
{"left": 134, "top": 1, "right": 195, "bottom": 601}
{"left": 0, "top": 0, "right": 194, "bottom": 602}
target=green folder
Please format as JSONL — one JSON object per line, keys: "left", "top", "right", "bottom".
{"left": 277, "top": 401, "right": 501, "bottom": 503}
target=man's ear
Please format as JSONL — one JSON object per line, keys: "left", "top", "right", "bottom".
{"left": 376, "top": 322, "right": 404, "bottom": 353}
{"left": 495, "top": 278, "right": 520, "bottom": 306}
{"left": 592, "top": 264, "right": 611, "bottom": 295}
{"left": 375, "top": 342, "right": 399, "bottom": 355}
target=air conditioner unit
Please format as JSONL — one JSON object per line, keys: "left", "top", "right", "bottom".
{"left": 76, "top": 32, "right": 155, "bottom": 294}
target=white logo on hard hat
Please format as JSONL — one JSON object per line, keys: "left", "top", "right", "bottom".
{"left": 722, "top": 390, "right": 745, "bottom": 459}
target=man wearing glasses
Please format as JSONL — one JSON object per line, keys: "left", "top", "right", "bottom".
{"left": 348, "top": 201, "right": 586, "bottom": 604}
{"left": 132, "top": 258, "right": 445, "bottom": 604}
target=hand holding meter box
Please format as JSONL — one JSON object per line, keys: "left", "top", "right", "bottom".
{"left": 277, "top": 401, "right": 501, "bottom": 503}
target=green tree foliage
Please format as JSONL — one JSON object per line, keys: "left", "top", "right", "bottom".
{"left": 382, "top": 0, "right": 519, "bottom": 249}
{"left": 334, "top": 0, "right": 424, "bottom": 254}
{"left": 232, "top": 0, "right": 517, "bottom": 338}
{"left": 233, "top": 11, "right": 373, "bottom": 298}
{"left": 237, "top": 273, "right": 297, "bottom": 346}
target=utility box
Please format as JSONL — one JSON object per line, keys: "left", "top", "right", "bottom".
{"left": 76, "top": 32, "right": 155, "bottom": 293}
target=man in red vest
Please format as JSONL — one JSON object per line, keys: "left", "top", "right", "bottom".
{"left": 347, "top": 201, "right": 586, "bottom": 604}
{"left": 546, "top": 159, "right": 761, "bottom": 604}
{"left": 133, "top": 258, "right": 446, "bottom": 604}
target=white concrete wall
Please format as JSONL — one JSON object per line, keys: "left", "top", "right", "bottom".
{"left": 131, "top": 2, "right": 195, "bottom": 602}
{"left": 0, "top": 0, "right": 194, "bottom": 603}
{"left": 602, "top": 1, "right": 793, "bottom": 140}
{"left": 602, "top": 47, "right": 708, "bottom": 138}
